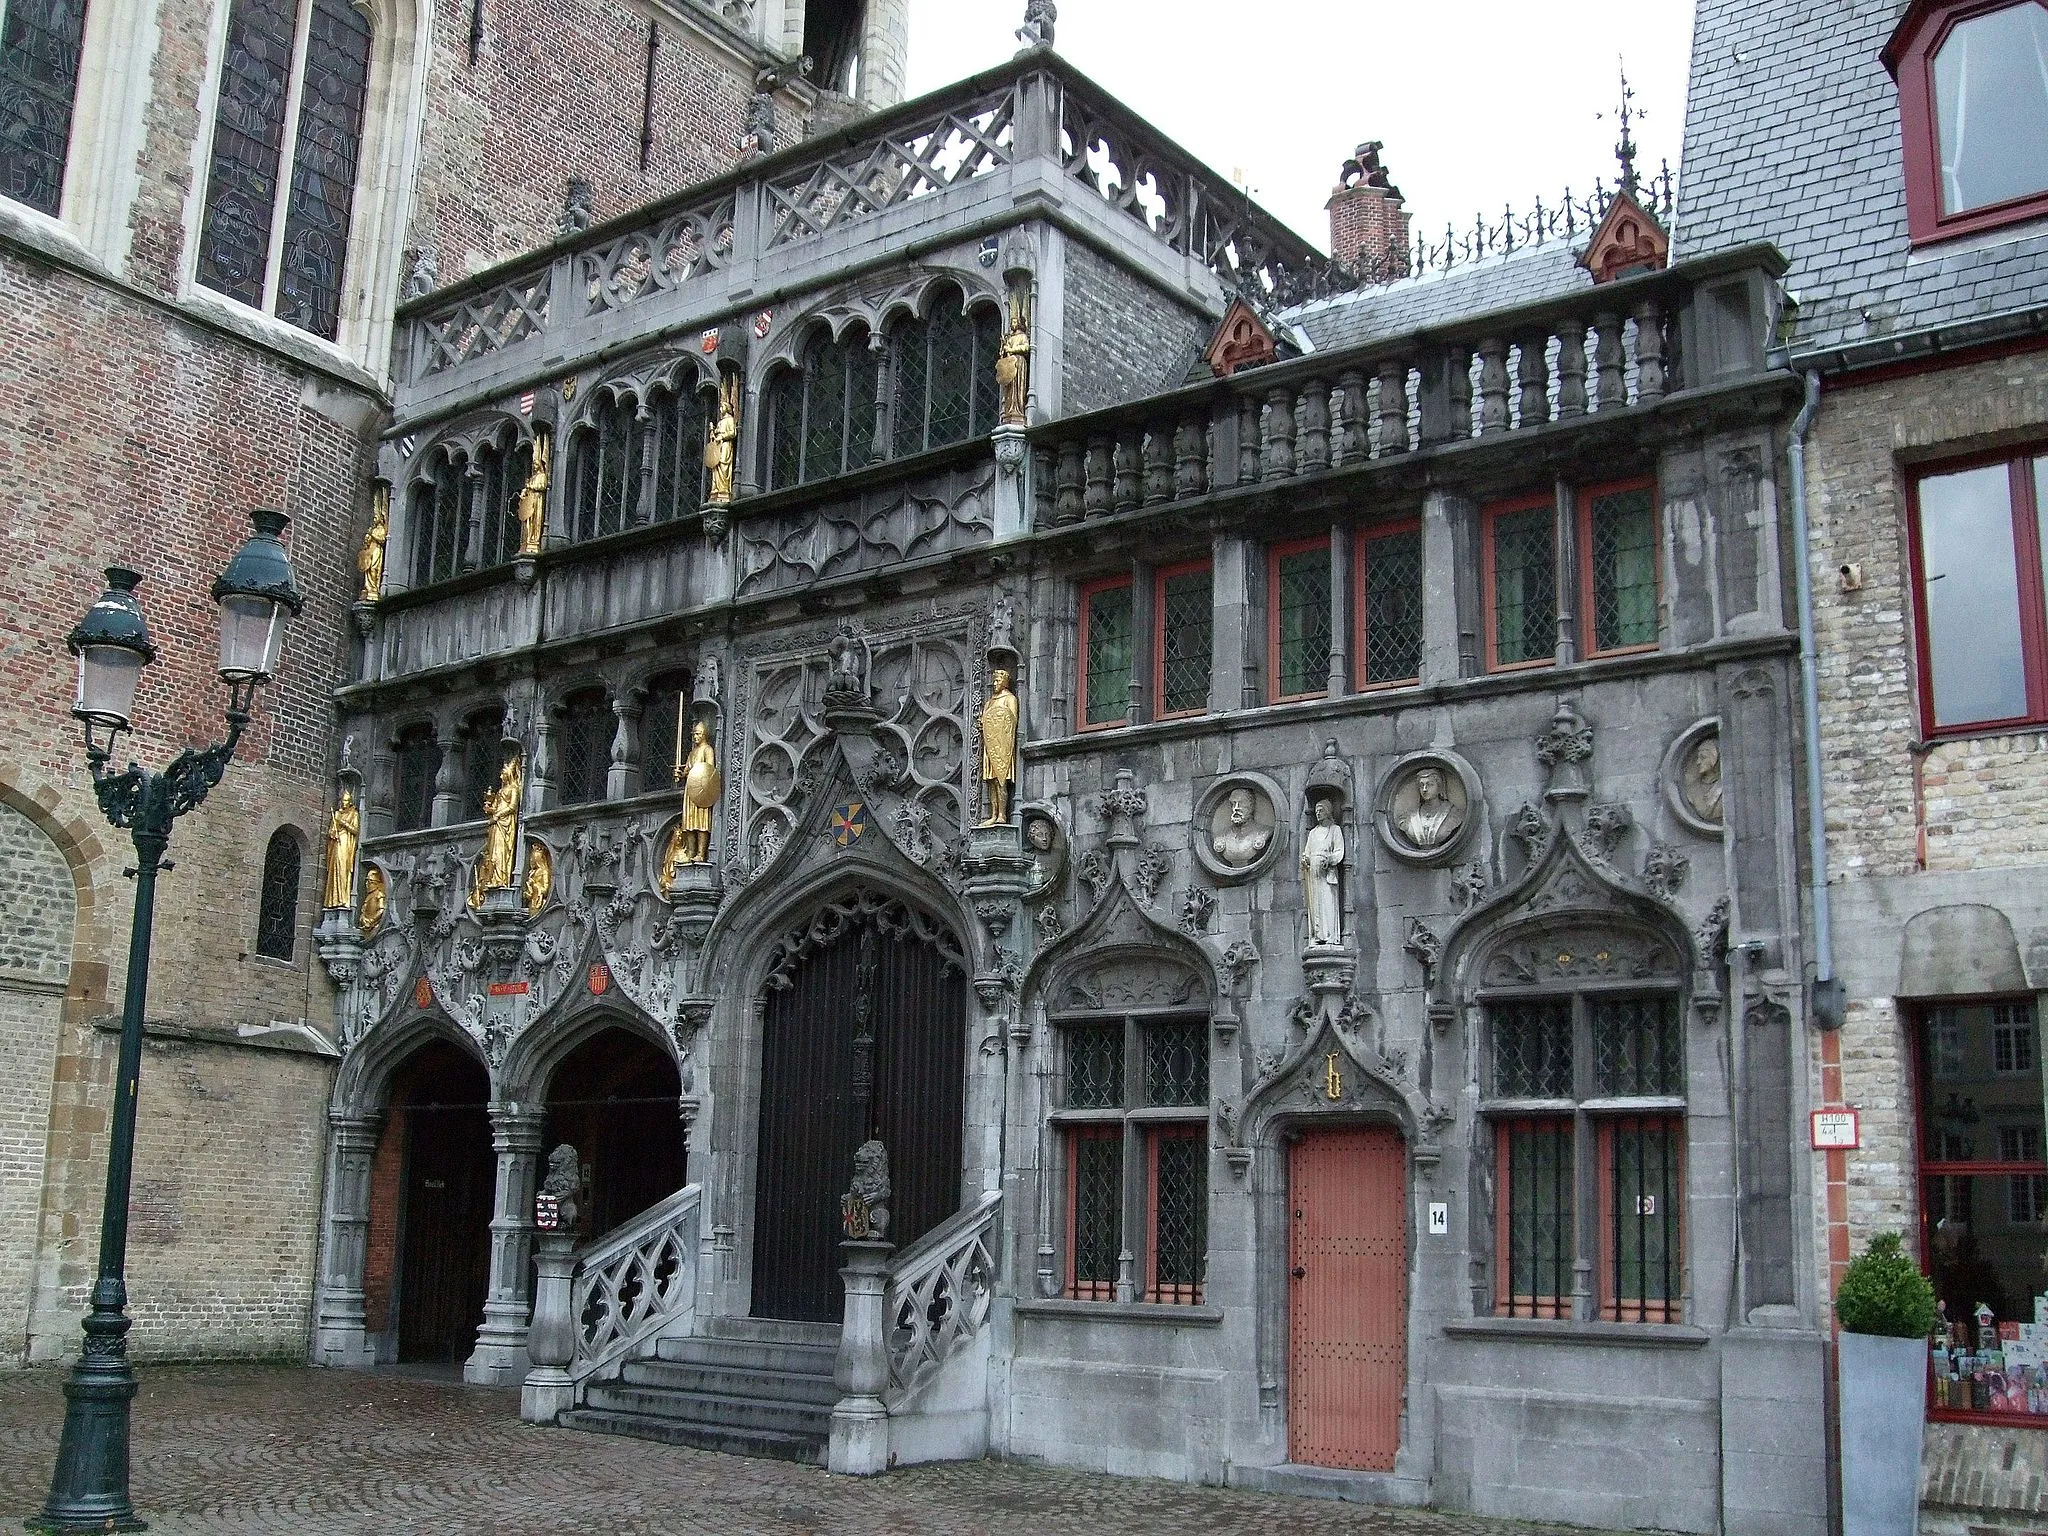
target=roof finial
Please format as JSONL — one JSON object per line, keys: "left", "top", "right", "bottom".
{"left": 1016, "top": 0, "right": 1055, "bottom": 50}
{"left": 1614, "top": 59, "right": 1641, "bottom": 200}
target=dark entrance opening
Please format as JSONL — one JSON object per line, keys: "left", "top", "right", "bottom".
{"left": 543, "top": 1024, "right": 687, "bottom": 1244}
{"left": 751, "top": 890, "right": 967, "bottom": 1322}
{"left": 803, "top": 0, "right": 863, "bottom": 94}
{"left": 382, "top": 1038, "right": 493, "bottom": 1365}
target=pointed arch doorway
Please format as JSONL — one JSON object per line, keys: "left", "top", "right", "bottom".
{"left": 750, "top": 889, "right": 968, "bottom": 1322}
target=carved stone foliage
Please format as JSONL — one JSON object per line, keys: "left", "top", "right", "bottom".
{"left": 1478, "top": 923, "right": 1682, "bottom": 989}
{"left": 1057, "top": 957, "right": 1205, "bottom": 1012}
{"left": 732, "top": 613, "right": 981, "bottom": 881}
{"left": 762, "top": 886, "right": 966, "bottom": 990}
{"left": 736, "top": 463, "right": 995, "bottom": 598}
{"left": 1178, "top": 886, "right": 1215, "bottom": 936}
{"left": 1643, "top": 841, "right": 1691, "bottom": 900}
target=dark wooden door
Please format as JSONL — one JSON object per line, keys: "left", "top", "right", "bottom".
{"left": 396, "top": 1101, "right": 494, "bottom": 1363}
{"left": 1289, "top": 1125, "right": 1407, "bottom": 1470}
{"left": 751, "top": 898, "right": 965, "bottom": 1321}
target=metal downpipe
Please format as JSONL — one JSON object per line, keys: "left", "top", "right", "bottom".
{"left": 1787, "top": 368, "right": 1844, "bottom": 1029}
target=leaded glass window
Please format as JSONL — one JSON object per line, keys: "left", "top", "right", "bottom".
{"left": 648, "top": 383, "right": 712, "bottom": 523}
{"left": 195, "top": 0, "right": 373, "bottom": 340}
{"left": 1360, "top": 525, "right": 1423, "bottom": 686}
{"left": 470, "top": 438, "right": 523, "bottom": 572}
{"left": 1157, "top": 564, "right": 1212, "bottom": 716}
{"left": 1082, "top": 579, "right": 1132, "bottom": 728}
{"left": 408, "top": 440, "right": 521, "bottom": 587}
{"left": 1500, "top": 1118, "right": 1573, "bottom": 1318}
{"left": 1143, "top": 1018, "right": 1207, "bottom": 1106}
{"left": 1147, "top": 1127, "right": 1206, "bottom": 1305}
{"left": 1066, "top": 1026, "right": 1123, "bottom": 1110}
{"left": 1272, "top": 539, "right": 1331, "bottom": 699}
{"left": 1586, "top": 484, "right": 1658, "bottom": 653}
{"left": 254, "top": 827, "right": 301, "bottom": 959}
{"left": 0, "top": 0, "right": 89, "bottom": 216}
{"left": 555, "top": 689, "right": 611, "bottom": 806}
{"left": 1591, "top": 997, "right": 1682, "bottom": 1096}
{"left": 391, "top": 724, "right": 437, "bottom": 832}
{"left": 460, "top": 709, "right": 502, "bottom": 822}
{"left": 891, "top": 292, "right": 1000, "bottom": 456}
{"left": 1492, "top": 999, "right": 1573, "bottom": 1098}
{"left": 409, "top": 452, "right": 463, "bottom": 587}
{"left": 1490, "top": 501, "right": 1556, "bottom": 667}
{"left": 1066, "top": 1126, "right": 1123, "bottom": 1300}
{"left": 765, "top": 327, "right": 878, "bottom": 489}
{"left": 638, "top": 671, "right": 689, "bottom": 792}
{"left": 570, "top": 394, "right": 643, "bottom": 541}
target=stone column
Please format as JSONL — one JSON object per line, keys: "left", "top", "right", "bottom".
{"left": 520, "top": 1232, "right": 577, "bottom": 1423}
{"left": 829, "top": 1239, "right": 894, "bottom": 1475}
{"left": 466, "top": 1102, "right": 546, "bottom": 1385}
{"left": 312, "top": 1111, "right": 383, "bottom": 1368}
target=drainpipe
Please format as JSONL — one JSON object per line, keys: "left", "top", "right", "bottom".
{"left": 1787, "top": 368, "right": 1845, "bottom": 1030}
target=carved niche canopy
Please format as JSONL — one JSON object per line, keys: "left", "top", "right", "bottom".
{"left": 1579, "top": 189, "right": 1670, "bottom": 285}
{"left": 1203, "top": 298, "right": 1278, "bottom": 378}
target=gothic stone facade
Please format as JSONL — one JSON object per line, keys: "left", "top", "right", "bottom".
{"left": 309, "top": 52, "right": 1827, "bottom": 1532}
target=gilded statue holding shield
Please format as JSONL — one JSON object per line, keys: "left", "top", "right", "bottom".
{"left": 661, "top": 719, "right": 720, "bottom": 887}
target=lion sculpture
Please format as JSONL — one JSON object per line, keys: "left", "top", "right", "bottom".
{"left": 841, "top": 1138, "right": 892, "bottom": 1240}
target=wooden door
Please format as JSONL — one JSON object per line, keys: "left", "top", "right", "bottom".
{"left": 1288, "top": 1124, "right": 1407, "bottom": 1470}
{"left": 396, "top": 1101, "right": 494, "bottom": 1363}
{"left": 751, "top": 898, "right": 965, "bottom": 1321}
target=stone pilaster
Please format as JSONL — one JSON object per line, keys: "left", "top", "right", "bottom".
{"left": 312, "top": 1112, "right": 383, "bottom": 1368}
{"left": 466, "top": 1101, "right": 546, "bottom": 1385}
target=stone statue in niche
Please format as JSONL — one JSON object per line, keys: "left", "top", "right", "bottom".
{"left": 978, "top": 670, "right": 1019, "bottom": 825}
{"left": 826, "top": 623, "right": 869, "bottom": 700}
{"left": 661, "top": 721, "right": 720, "bottom": 887}
{"left": 1301, "top": 793, "right": 1345, "bottom": 947}
{"left": 1212, "top": 785, "right": 1273, "bottom": 867}
{"left": 1682, "top": 733, "right": 1723, "bottom": 825}
{"left": 357, "top": 486, "right": 388, "bottom": 603}
{"left": 516, "top": 429, "right": 550, "bottom": 556}
{"left": 1025, "top": 812, "right": 1057, "bottom": 882}
{"left": 322, "top": 786, "right": 360, "bottom": 910}
{"left": 1395, "top": 765, "right": 1465, "bottom": 851}
{"left": 469, "top": 752, "right": 523, "bottom": 907}
{"left": 842, "top": 1139, "right": 892, "bottom": 1240}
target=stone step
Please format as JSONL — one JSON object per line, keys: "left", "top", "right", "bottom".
{"left": 581, "top": 1383, "right": 832, "bottom": 1440}
{"left": 701, "top": 1315, "right": 840, "bottom": 1348}
{"left": 621, "top": 1357, "right": 840, "bottom": 1406}
{"left": 559, "top": 1407, "right": 824, "bottom": 1465}
{"left": 655, "top": 1333, "right": 839, "bottom": 1378}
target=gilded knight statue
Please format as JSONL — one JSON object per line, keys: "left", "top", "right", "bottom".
{"left": 470, "top": 752, "right": 523, "bottom": 907}
{"left": 516, "top": 429, "right": 551, "bottom": 556}
{"left": 660, "top": 720, "right": 720, "bottom": 887}
{"left": 357, "top": 486, "right": 388, "bottom": 603}
{"left": 322, "top": 786, "right": 359, "bottom": 910}
{"left": 358, "top": 865, "right": 387, "bottom": 935}
{"left": 978, "top": 669, "right": 1019, "bottom": 826}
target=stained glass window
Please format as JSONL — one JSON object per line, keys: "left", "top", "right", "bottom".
{"left": 1082, "top": 580, "right": 1132, "bottom": 728}
{"left": 556, "top": 689, "right": 612, "bottom": 806}
{"left": 196, "top": 0, "right": 372, "bottom": 340}
{"left": 1272, "top": 540, "right": 1331, "bottom": 699}
{"left": 1360, "top": 526, "right": 1423, "bottom": 686}
{"left": 892, "top": 290, "right": 1000, "bottom": 456}
{"left": 1157, "top": 564, "right": 1212, "bottom": 716}
{"left": 1490, "top": 502, "right": 1556, "bottom": 667}
{"left": 1587, "top": 485, "right": 1659, "bottom": 652}
{"left": 0, "top": 0, "right": 89, "bottom": 216}
{"left": 391, "top": 724, "right": 438, "bottom": 832}
{"left": 766, "top": 327, "right": 879, "bottom": 489}
{"left": 254, "top": 827, "right": 302, "bottom": 959}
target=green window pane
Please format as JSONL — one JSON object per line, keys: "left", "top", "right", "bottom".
{"left": 1492, "top": 505, "right": 1556, "bottom": 665}
{"left": 1159, "top": 566, "right": 1213, "bottom": 714}
{"left": 1362, "top": 527, "right": 1423, "bottom": 684}
{"left": 1590, "top": 486, "right": 1659, "bottom": 651}
{"left": 1084, "top": 584, "right": 1132, "bottom": 726}
{"left": 1275, "top": 545, "right": 1331, "bottom": 697}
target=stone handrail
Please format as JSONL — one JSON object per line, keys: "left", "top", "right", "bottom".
{"left": 882, "top": 1190, "right": 1000, "bottom": 1404}
{"left": 568, "top": 1182, "right": 701, "bottom": 1383}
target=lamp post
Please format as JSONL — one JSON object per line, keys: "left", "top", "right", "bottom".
{"left": 31, "top": 510, "right": 302, "bottom": 1533}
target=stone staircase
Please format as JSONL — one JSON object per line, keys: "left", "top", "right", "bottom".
{"left": 560, "top": 1317, "right": 839, "bottom": 1464}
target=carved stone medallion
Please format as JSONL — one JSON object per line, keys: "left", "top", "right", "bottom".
{"left": 1662, "top": 717, "right": 1724, "bottom": 837}
{"left": 1373, "top": 749, "right": 1481, "bottom": 867}
{"left": 1190, "top": 771, "right": 1285, "bottom": 885}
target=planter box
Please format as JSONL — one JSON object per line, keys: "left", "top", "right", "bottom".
{"left": 1840, "top": 1331, "right": 1927, "bottom": 1536}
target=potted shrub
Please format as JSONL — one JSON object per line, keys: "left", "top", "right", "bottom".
{"left": 1836, "top": 1230, "right": 1939, "bottom": 1536}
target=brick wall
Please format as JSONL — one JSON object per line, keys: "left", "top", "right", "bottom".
{"left": 1059, "top": 240, "right": 1208, "bottom": 415}
{"left": 1327, "top": 183, "right": 1410, "bottom": 278}
{"left": 362, "top": 1107, "right": 407, "bottom": 1335}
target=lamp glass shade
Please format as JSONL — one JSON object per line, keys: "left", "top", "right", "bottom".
{"left": 74, "top": 643, "right": 146, "bottom": 729}
{"left": 217, "top": 592, "right": 286, "bottom": 683}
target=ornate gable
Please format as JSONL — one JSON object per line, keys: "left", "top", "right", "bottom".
{"left": 1579, "top": 190, "right": 1669, "bottom": 285}
{"left": 1203, "top": 298, "right": 1278, "bottom": 378}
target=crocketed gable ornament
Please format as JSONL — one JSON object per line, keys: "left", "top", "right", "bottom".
{"left": 1203, "top": 298, "right": 1278, "bottom": 378}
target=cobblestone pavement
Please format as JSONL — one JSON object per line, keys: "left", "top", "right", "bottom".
{"left": 0, "top": 1364, "right": 1639, "bottom": 1535}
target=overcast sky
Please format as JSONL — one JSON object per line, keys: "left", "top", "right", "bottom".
{"left": 903, "top": 2, "right": 1695, "bottom": 257}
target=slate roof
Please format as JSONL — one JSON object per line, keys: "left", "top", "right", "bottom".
{"left": 1284, "top": 242, "right": 1594, "bottom": 353}
{"left": 1677, "top": 0, "right": 2048, "bottom": 361}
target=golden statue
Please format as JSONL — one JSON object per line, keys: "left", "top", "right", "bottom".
{"left": 469, "top": 752, "right": 523, "bottom": 908}
{"left": 357, "top": 486, "right": 389, "bottom": 603}
{"left": 358, "top": 866, "right": 387, "bottom": 936}
{"left": 516, "top": 429, "right": 551, "bottom": 556}
{"left": 660, "top": 720, "right": 721, "bottom": 888}
{"left": 703, "top": 371, "right": 739, "bottom": 506}
{"left": 996, "top": 290, "right": 1031, "bottom": 427}
{"left": 322, "top": 786, "right": 360, "bottom": 909}
{"left": 978, "top": 669, "right": 1019, "bottom": 826}
{"left": 523, "top": 840, "right": 553, "bottom": 915}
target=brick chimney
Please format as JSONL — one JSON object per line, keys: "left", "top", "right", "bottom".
{"left": 1326, "top": 141, "right": 1412, "bottom": 283}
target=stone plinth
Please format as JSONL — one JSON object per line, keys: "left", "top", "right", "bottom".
{"left": 829, "top": 1239, "right": 895, "bottom": 1476}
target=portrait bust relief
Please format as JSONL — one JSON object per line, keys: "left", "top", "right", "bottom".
{"left": 1373, "top": 750, "right": 1481, "bottom": 866}
{"left": 1663, "top": 718, "right": 1725, "bottom": 837}
{"left": 1190, "top": 772, "right": 1285, "bottom": 884}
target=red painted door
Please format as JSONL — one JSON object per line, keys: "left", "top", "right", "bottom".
{"left": 1289, "top": 1124, "right": 1407, "bottom": 1470}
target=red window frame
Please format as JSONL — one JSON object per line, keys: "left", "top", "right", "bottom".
{"left": 1143, "top": 1124, "right": 1206, "bottom": 1305}
{"left": 1267, "top": 535, "right": 1332, "bottom": 703}
{"left": 1482, "top": 493, "right": 1558, "bottom": 673}
{"left": 1577, "top": 478, "right": 1662, "bottom": 659}
{"left": 1077, "top": 575, "right": 1134, "bottom": 733}
{"left": 1887, "top": 0, "right": 2048, "bottom": 246}
{"left": 1595, "top": 1114, "right": 1685, "bottom": 1323}
{"left": 1353, "top": 520, "right": 1423, "bottom": 691}
{"left": 1065, "top": 1124, "right": 1123, "bottom": 1301}
{"left": 1905, "top": 447, "right": 2048, "bottom": 737}
{"left": 1152, "top": 559, "right": 1213, "bottom": 720}
{"left": 1910, "top": 998, "right": 2048, "bottom": 1424}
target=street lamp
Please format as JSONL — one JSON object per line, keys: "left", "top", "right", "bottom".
{"left": 32, "top": 510, "right": 302, "bottom": 1533}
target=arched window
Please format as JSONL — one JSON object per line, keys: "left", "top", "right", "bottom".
{"left": 647, "top": 380, "right": 714, "bottom": 523}
{"left": 638, "top": 670, "right": 690, "bottom": 792}
{"left": 471, "top": 437, "right": 525, "bottom": 570}
{"left": 255, "top": 827, "right": 303, "bottom": 960}
{"left": 891, "top": 289, "right": 1001, "bottom": 455}
{"left": 569, "top": 392, "right": 643, "bottom": 541}
{"left": 193, "top": 0, "right": 374, "bottom": 339}
{"left": 459, "top": 706, "right": 503, "bottom": 821}
{"left": 407, "top": 436, "right": 525, "bottom": 587}
{"left": 764, "top": 325, "right": 878, "bottom": 490}
{"left": 0, "top": 0, "right": 91, "bottom": 216}
{"left": 409, "top": 450, "right": 463, "bottom": 587}
{"left": 555, "top": 688, "right": 611, "bottom": 806}
{"left": 391, "top": 722, "right": 437, "bottom": 832}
